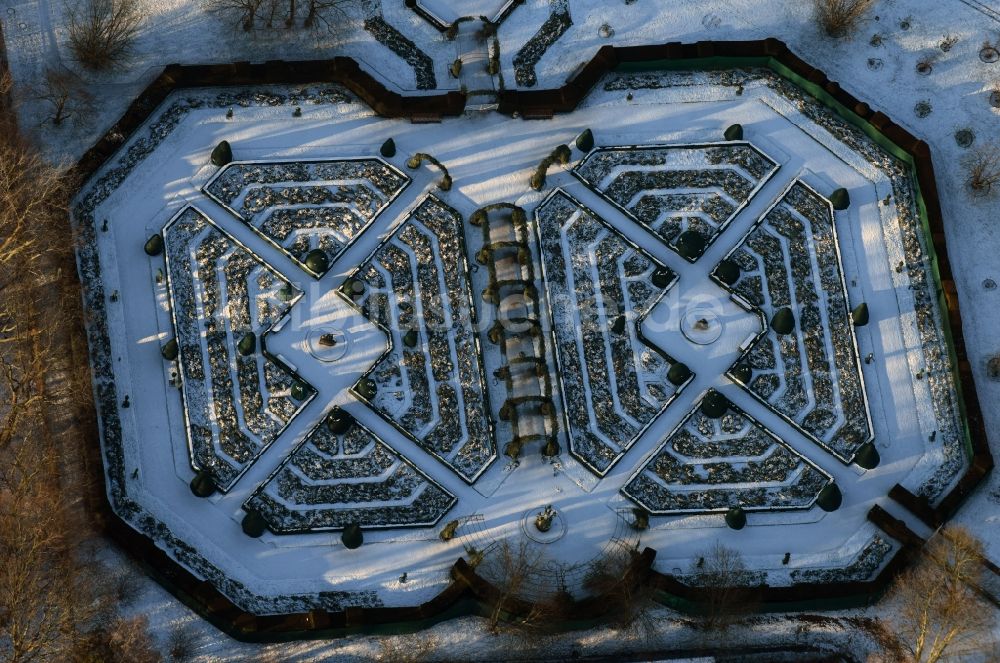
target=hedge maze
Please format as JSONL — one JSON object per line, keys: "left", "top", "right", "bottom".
{"left": 349, "top": 196, "right": 498, "bottom": 483}
{"left": 721, "top": 181, "right": 873, "bottom": 464}
{"left": 204, "top": 159, "right": 410, "bottom": 277}
{"left": 163, "top": 206, "right": 312, "bottom": 491}
{"left": 245, "top": 411, "right": 456, "bottom": 533}
{"left": 573, "top": 143, "right": 778, "bottom": 260}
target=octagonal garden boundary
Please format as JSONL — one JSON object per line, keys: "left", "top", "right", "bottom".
{"left": 63, "top": 39, "right": 991, "bottom": 639}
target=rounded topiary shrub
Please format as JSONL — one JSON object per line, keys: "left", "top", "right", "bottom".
{"left": 854, "top": 442, "right": 880, "bottom": 469}
{"left": 161, "top": 338, "right": 179, "bottom": 361}
{"left": 380, "top": 138, "right": 396, "bottom": 158}
{"left": 675, "top": 230, "right": 706, "bottom": 260}
{"left": 402, "top": 329, "right": 419, "bottom": 348}
{"left": 852, "top": 302, "right": 869, "bottom": 327}
{"left": 724, "top": 123, "right": 744, "bottom": 141}
{"left": 355, "top": 378, "right": 377, "bottom": 401}
{"left": 714, "top": 259, "right": 741, "bottom": 286}
{"left": 770, "top": 307, "right": 795, "bottom": 335}
{"left": 304, "top": 249, "right": 330, "bottom": 275}
{"left": 651, "top": 266, "right": 674, "bottom": 289}
{"left": 211, "top": 140, "right": 233, "bottom": 167}
{"left": 144, "top": 233, "right": 164, "bottom": 256}
{"left": 725, "top": 506, "right": 747, "bottom": 530}
{"left": 816, "top": 483, "right": 842, "bottom": 512}
{"left": 701, "top": 390, "right": 729, "bottom": 418}
{"left": 830, "top": 187, "right": 851, "bottom": 211}
{"left": 241, "top": 510, "right": 268, "bottom": 538}
{"left": 731, "top": 364, "right": 752, "bottom": 384}
{"left": 189, "top": 470, "right": 216, "bottom": 498}
{"left": 237, "top": 332, "right": 256, "bottom": 356}
{"left": 668, "top": 362, "right": 691, "bottom": 386}
{"left": 342, "top": 523, "right": 363, "bottom": 549}
{"left": 576, "top": 128, "right": 594, "bottom": 152}
{"left": 290, "top": 380, "right": 310, "bottom": 401}
{"left": 328, "top": 407, "right": 354, "bottom": 435}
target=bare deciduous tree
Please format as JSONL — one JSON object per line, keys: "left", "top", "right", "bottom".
{"left": 963, "top": 142, "right": 1000, "bottom": 197}
{"left": 884, "top": 526, "right": 996, "bottom": 663}
{"left": 583, "top": 544, "right": 661, "bottom": 641}
{"left": 205, "top": 0, "right": 356, "bottom": 32}
{"left": 66, "top": 0, "right": 144, "bottom": 70}
{"left": 476, "top": 539, "right": 547, "bottom": 633}
{"left": 813, "top": 0, "right": 876, "bottom": 38}
{"left": 30, "top": 67, "right": 94, "bottom": 126}
{"left": 689, "top": 542, "right": 759, "bottom": 632}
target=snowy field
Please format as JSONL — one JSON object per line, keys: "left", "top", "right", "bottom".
{"left": 3, "top": 0, "right": 1000, "bottom": 657}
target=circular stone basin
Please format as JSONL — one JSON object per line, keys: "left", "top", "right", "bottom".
{"left": 520, "top": 508, "right": 567, "bottom": 544}
{"left": 307, "top": 329, "right": 349, "bottom": 362}
{"left": 681, "top": 308, "right": 723, "bottom": 345}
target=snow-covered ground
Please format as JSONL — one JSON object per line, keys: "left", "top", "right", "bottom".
{"left": 4, "top": 0, "right": 1000, "bottom": 656}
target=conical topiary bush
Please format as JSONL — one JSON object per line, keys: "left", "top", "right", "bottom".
{"left": 144, "top": 233, "right": 164, "bottom": 256}
{"left": 402, "top": 329, "right": 419, "bottom": 348}
{"left": 211, "top": 140, "right": 233, "bottom": 167}
{"left": 290, "top": 380, "right": 310, "bottom": 401}
{"left": 355, "top": 378, "right": 377, "bottom": 401}
{"left": 576, "top": 128, "right": 594, "bottom": 152}
{"left": 701, "top": 390, "right": 729, "bottom": 418}
{"left": 852, "top": 302, "right": 869, "bottom": 327}
{"left": 304, "top": 249, "right": 330, "bottom": 275}
{"left": 651, "top": 266, "right": 674, "bottom": 289}
{"left": 161, "top": 338, "right": 179, "bottom": 361}
{"left": 237, "top": 332, "right": 256, "bottom": 356}
{"left": 380, "top": 138, "right": 396, "bottom": 158}
{"left": 731, "top": 364, "right": 752, "bottom": 384}
{"left": 714, "top": 259, "right": 741, "bottom": 286}
{"left": 854, "top": 441, "right": 880, "bottom": 469}
{"left": 770, "top": 307, "right": 794, "bottom": 335}
{"left": 725, "top": 506, "right": 746, "bottom": 530}
{"left": 724, "top": 124, "right": 744, "bottom": 141}
{"left": 241, "top": 510, "right": 268, "bottom": 538}
{"left": 342, "top": 523, "right": 363, "bottom": 549}
{"left": 830, "top": 187, "right": 851, "bottom": 211}
{"left": 189, "top": 470, "right": 216, "bottom": 498}
{"left": 675, "top": 230, "right": 706, "bottom": 260}
{"left": 327, "top": 407, "right": 354, "bottom": 435}
{"left": 668, "top": 362, "right": 691, "bottom": 386}
{"left": 816, "top": 483, "right": 842, "bottom": 512}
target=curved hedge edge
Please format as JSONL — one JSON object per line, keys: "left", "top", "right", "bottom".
{"left": 68, "top": 57, "right": 467, "bottom": 187}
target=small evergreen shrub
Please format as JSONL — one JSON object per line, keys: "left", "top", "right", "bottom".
{"left": 380, "top": 138, "right": 396, "bottom": 158}
{"left": 341, "top": 523, "right": 363, "bottom": 549}
{"left": 189, "top": 470, "right": 216, "bottom": 498}
{"left": 770, "top": 307, "right": 795, "bottom": 335}
{"left": 668, "top": 362, "right": 691, "bottom": 386}
{"left": 576, "top": 128, "right": 594, "bottom": 152}
{"left": 724, "top": 124, "right": 744, "bottom": 141}
{"left": 237, "top": 332, "right": 256, "bottom": 356}
{"left": 144, "top": 233, "right": 163, "bottom": 256}
{"left": 852, "top": 302, "right": 869, "bottom": 326}
{"left": 830, "top": 187, "right": 851, "bottom": 210}
{"left": 211, "top": 140, "right": 233, "bottom": 167}
{"left": 161, "top": 338, "right": 178, "bottom": 361}
{"left": 304, "top": 248, "right": 330, "bottom": 275}
{"left": 241, "top": 510, "right": 267, "bottom": 537}
{"left": 725, "top": 506, "right": 747, "bottom": 530}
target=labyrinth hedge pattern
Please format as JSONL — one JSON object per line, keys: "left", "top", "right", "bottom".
{"left": 163, "top": 206, "right": 313, "bottom": 491}
{"left": 622, "top": 398, "right": 832, "bottom": 514}
{"left": 573, "top": 143, "right": 779, "bottom": 258}
{"left": 351, "top": 196, "right": 498, "bottom": 483}
{"left": 535, "top": 191, "right": 682, "bottom": 476}
{"left": 204, "top": 159, "right": 410, "bottom": 278}
{"left": 722, "top": 181, "right": 873, "bottom": 464}
{"left": 245, "top": 414, "right": 456, "bottom": 533}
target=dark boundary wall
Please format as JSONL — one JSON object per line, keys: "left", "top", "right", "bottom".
{"left": 60, "top": 40, "right": 992, "bottom": 641}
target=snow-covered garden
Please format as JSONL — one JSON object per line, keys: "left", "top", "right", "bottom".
{"left": 3, "top": 0, "right": 999, "bottom": 656}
